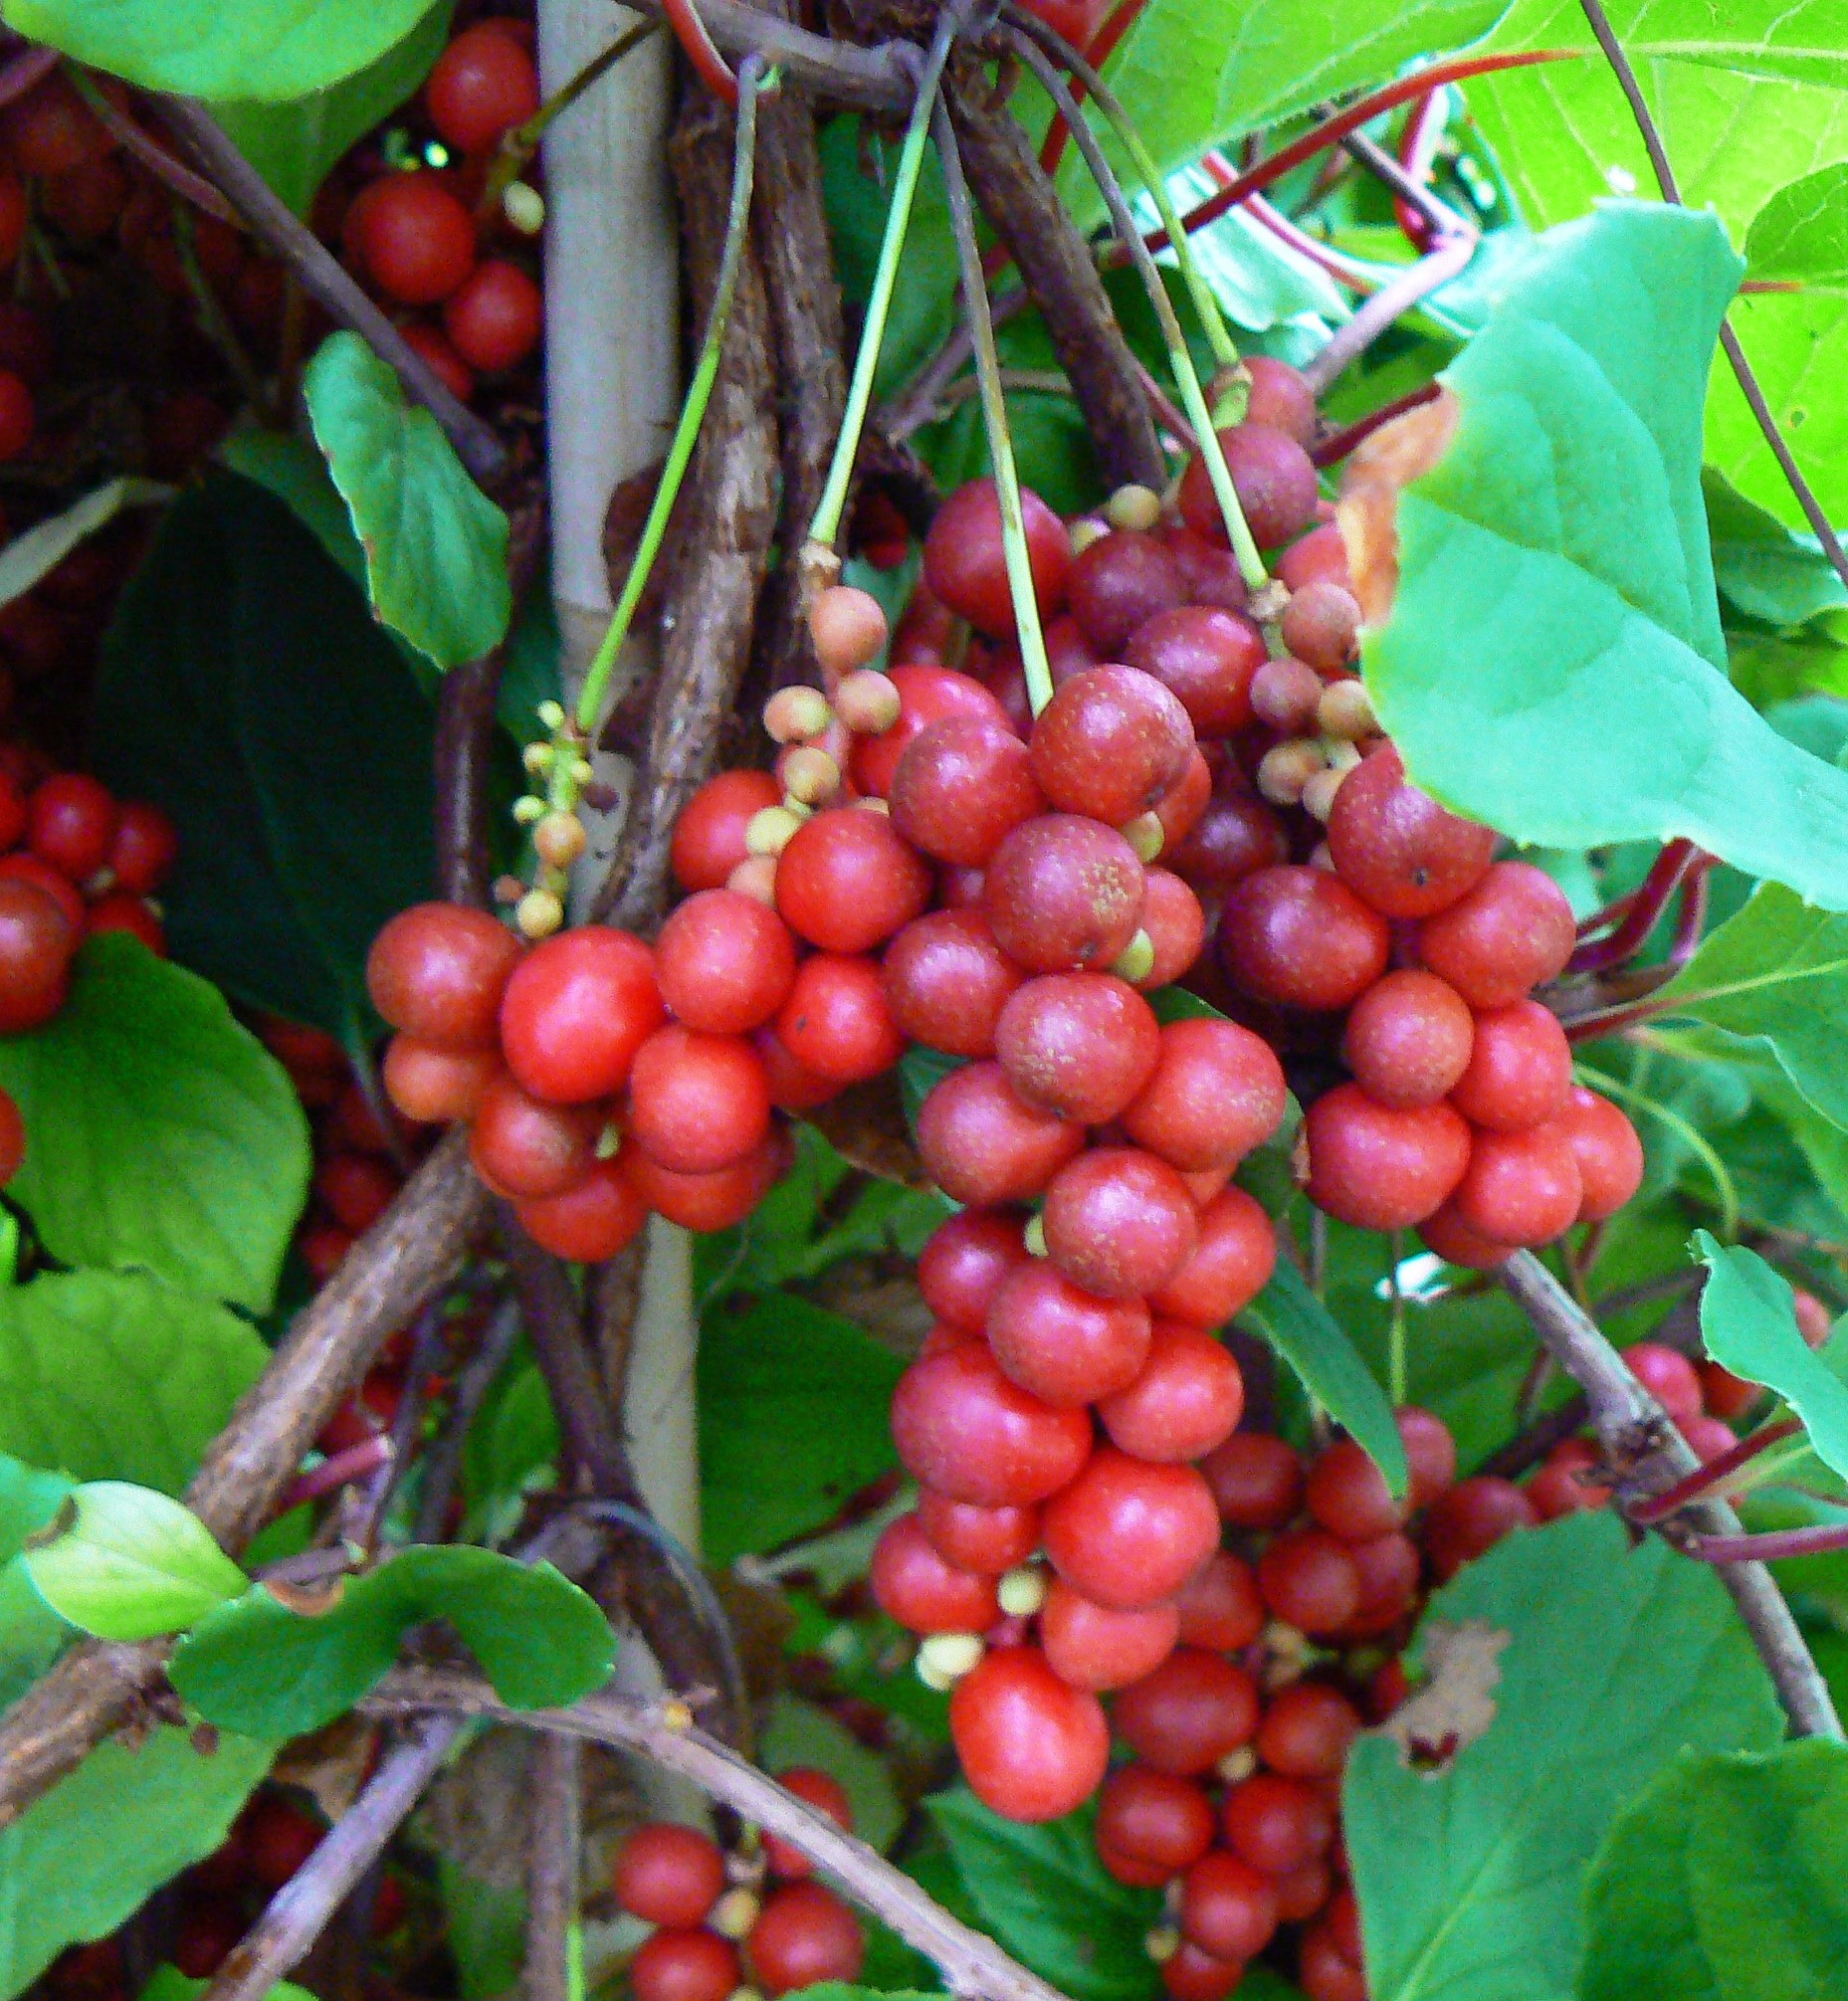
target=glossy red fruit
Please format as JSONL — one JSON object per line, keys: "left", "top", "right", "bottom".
{"left": 775, "top": 953, "right": 905, "bottom": 1083}
{"left": 1221, "top": 1773, "right": 1336, "bottom": 1875}
{"left": 890, "top": 1340, "right": 1094, "bottom": 1505}
{"left": 850, "top": 664, "right": 1008, "bottom": 799}
{"left": 1399, "top": 1406, "right": 1458, "bottom": 1507}
{"left": 1683, "top": 1413, "right": 1740, "bottom": 1462}
{"left": 1153, "top": 750, "right": 1214, "bottom": 851}
{"left": 1170, "top": 782, "right": 1290, "bottom": 893}
{"left": 426, "top": 22, "right": 542, "bottom": 153}
{"left": 890, "top": 716, "right": 1044, "bottom": 866}
{"left": 515, "top": 1157, "right": 650, "bottom": 1262}
{"left": 383, "top": 1035, "right": 501, "bottom": 1123}
{"left": 315, "top": 1153, "right": 400, "bottom": 1234}
{"left": 1305, "top": 1437, "right": 1402, "bottom": 1543}
{"left": 1277, "top": 521, "right": 1351, "bottom": 591}
{"left": 1621, "top": 1341, "right": 1704, "bottom": 1426}
{"left": 470, "top": 1076, "right": 599, "bottom": 1198}
{"left": 995, "top": 972, "right": 1159, "bottom": 1124}
{"left": 1305, "top": 1084, "right": 1472, "bottom": 1230}
{"left": 870, "top": 1512, "right": 1002, "bottom": 1633}
{"left": 1180, "top": 1850, "right": 1280, "bottom": 1964}
{"left": 882, "top": 908, "right": 1023, "bottom": 1057}
{"left": 1097, "top": 1322, "right": 1244, "bottom": 1463}
{"left": 86, "top": 891, "right": 165, "bottom": 955}
{"left": 1138, "top": 868, "right": 1209, "bottom": 990}
{"left": 1029, "top": 665, "right": 1196, "bottom": 826}
{"left": 924, "top": 479, "right": 1070, "bottom": 637}
{"left": 1243, "top": 355, "right": 1319, "bottom": 445}
{"left": 1418, "top": 1199, "right": 1516, "bottom": 1271}
{"left": 1220, "top": 866, "right": 1389, "bottom": 1013}
{"left": 655, "top": 890, "right": 796, "bottom": 1036}
{"left": 1256, "top": 1682, "right": 1362, "bottom": 1781}
{"left": 1123, "top": 606, "right": 1265, "bottom": 737}
{"left": 1122, "top": 1017, "right": 1287, "bottom": 1171}
{"left": 673, "top": 770, "right": 782, "bottom": 891}
{"left": 0, "top": 851, "right": 84, "bottom": 933}
{"left": 621, "top": 1131, "right": 786, "bottom": 1232}
{"left": 984, "top": 815, "right": 1145, "bottom": 974}
{"left": 1147, "top": 1186, "right": 1277, "bottom": 1329}
{"left": 915, "top": 1059, "right": 1085, "bottom": 1207}
{"left": 630, "top": 1930, "right": 741, "bottom": 2001}
{"left": 775, "top": 806, "right": 932, "bottom": 953}
{"left": 1097, "top": 1764, "right": 1215, "bottom": 1875}
{"left": 1165, "top": 522, "right": 1251, "bottom": 612}
{"left": 917, "top": 1490, "right": 1041, "bottom": 1574}
{"left": 950, "top": 1646, "right": 1110, "bottom": 1822}
{"left": 986, "top": 1263, "right": 1152, "bottom": 1406}
{"left": 628, "top": 1025, "right": 771, "bottom": 1174}
{"left": 613, "top": 1822, "right": 726, "bottom": 1926}
{"left": 1115, "top": 1648, "right": 1261, "bottom": 1776}
{"left": 1448, "top": 998, "right": 1573, "bottom": 1132}
{"left": 1199, "top": 1432, "right": 1304, "bottom": 1529}
{"left": 500, "top": 926, "right": 665, "bottom": 1102}
{"left": 1180, "top": 423, "right": 1320, "bottom": 549}
{"left": 1067, "top": 528, "right": 1185, "bottom": 654}
{"left": 349, "top": 172, "right": 477, "bottom": 304}
{"left": 1556, "top": 1086, "right": 1644, "bottom": 1221}
{"left": 1173, "top": 1549, "right": 1264, "bottom": 1652}
{"left": 1527, "top": 1437, "right": 1611, "bottom": 1519}
{"left": 0, "top": 1084, "right": 22, "bottom": 1185}
{"left": 1042, "top": 1145, "right": 1199, "bottom": 1300}
{"left": 1257, "top": 1528, "right": 1362, "bottom": 1635}
{"left": 1453, "top": 1121, "right": 1583, "bottom": 1246}
{"left": 1161, "top": 1940, "right": 1246, "bottom": 2001}
{"left": 762, "top": 1768, "right": 853, "bottom": 1880}
{"left": 1423, "top": 1476, "right": 1537, "bottom": 1581}
{"left": 106, "top": 801, "right": 179, "bottom": 896}
{"left": 1341, "top": 970, "right": 1475, "bottom": 1109}
{"left": 1344, "top": 1527, "right": 1423, "bottom": 1637}
{"left": 1326, "top": 744, "right": 1497, "bottom": 918}
{"left": 1414, "top": 861, "right": 1576, "bottom": 1008}
{"left": 28, "top": 773, "right": 117, "bottom": 882}
{"left": 1043, "top": 1449, "right": 1219, "bottom": 1610}
{"left": 1040, "top": 1579, "right": 1181, "bottom": 1692}
{"left": 749, "top": 1882, "right": 864, "bottom": 1994}
{"left": 0, "top": 877, "right": 74, "bottom": 1032}
{"left": 1299, "top": 1924, "right": 1367, "bottom": 2001}
{"left": 445, "top": 258, "right": 542, "bottom": 370}
{"left": 367, "top": 902, "right": 522, "bottom": 1049}
{"left": 245, "top": 1793, "right": 325, "bottom": 1889}
{"left": 918, "top": 1209, "right": 1030, "bottom": 1332}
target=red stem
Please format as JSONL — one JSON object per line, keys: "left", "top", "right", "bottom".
{"left": 1310, "top": 380, "right": 1442, "bottom": 466}
{"left": 1630, "top": 1418, "right": 1801, "bottom": 1524}
{"left": 1037, "top": 0, "right": 1150, "bottom": 178}
{"left": 661, "top": 0, "right": 738, "bottom": 106}
{"left": 276, "top": 1435, "right": 394, "bottom": 1513}
{"left": 1568, "top": 839, "right": 1697, "bottom": 973}
{"left": 1393, "top": 86, "right": 1447, "bottom": 252}
{"left": 1688, "top": 1518, "right": 1848, "bottom": 1564}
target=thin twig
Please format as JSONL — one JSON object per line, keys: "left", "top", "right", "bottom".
{"left": 203, "top": 1716, "right": 462, "bottom": 2001}
{"left": 1301, "top": 234, "right": 1475, "bottom": 397}
{"left": 0, "top": 45, "right": 57, "bottom": 110}
{"left": 1575, "top": 0, "right": 1848, "bottom": 596}
{"left": 64, "top": 69, "right": 238, "bottom": 226}
{"left": 1501, "top": 1251, "right": 1841, "bottom": 1739}
{"left": 1338, "top": 128, "right": 1475, "bottom": 248}
{"left": 363, "top": 1668, "right": 1072, "bottom": 2001}
{"left": 523, "top": 1734, "right": 581, "bottom": 2001}
{"left": 876, "top": 289, "right": 1031, "bottom": 443}
{"left": 417, "top": 1296, "right": 521, "bottom": 1542}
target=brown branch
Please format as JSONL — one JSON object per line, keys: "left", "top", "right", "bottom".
{"left": 363, "top": 1667, "right": 1073, "bottom": 2001}
{"left": 153, "top": 99, "right": 511, "bottom": 489}
{"left": 1501, "top": 1251, "right": 1841, "bottom": 1739}
{"left": 416, "top": 1296, "right": 522, "bottom": 1542}
{"left": 204, "top": 1716, "right": 462, "bottom": 2001}
{"left": 1575, "top": 0, "right": 1848, "bottom": 597}
{"left": 523, "top": 1735, "right": 581, "bottom": 2001}
{"left": 941, "top": 47, "right": 1163, "bottom": 491}
{"left": 591, "top": 78, "right": 780, "bottom": 928}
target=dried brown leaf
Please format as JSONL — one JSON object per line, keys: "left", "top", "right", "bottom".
{"left": 1335, "top": 387, "right": 1459, "bottom": 628}
{"left": 1377, "top": 1617, "right": 1510, "bottom": 1771}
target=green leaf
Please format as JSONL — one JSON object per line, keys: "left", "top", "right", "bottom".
{"left": 1344, "top": 1511, "right": 1783, "bottom": 2001}
{"left": 0, "top": 1454, "right": 77, "bottom": 1709}
{"left": 306, "top": 331, "right": 511, "bottom": 669}
{"left": 0, "top": 1725, "right": 275, "bottom": 1995}
{"left": 926, "top": 1790, "right": 1159, "bottom": 2001}
{"left": 1368, "top": 204, "right": 1848, "bottom": 908}
{"left": 1695, "top": 1235, "right": 1848, "bottom": 1481}
{"left": 1706, "top": 469, "right": 1848, "bottom": 631}
{"left": 1652, "top": 882, "right": 1848, "bottom": 1131}
{"left": 23, "top": 1483, "right": 246, "bottom": 1641}
{"left": 1580, "top": 1739, "right": 1848, "bottom": 2001}
{"left": 170, "top": 1546, "right": 614, "bottom": 1737}
{"left": 1240, "top": 1259, "right": 1408, "bottom": 1499}
{"left": 1746, "top": 159, "right": 1848, "bottom": 288}
{"left": 0, "top": 937, "right": 310, "bottom": 1310}
{"left": 0, "top": 478, "right": 169, "bottom": 615}
{"left": 438, "top": 1859, "right": 528, "bottom": 2001}
{"left": 216, "top": 3, "right": 453, "bottom": 214}
{"left": 0, "top": 1271, "right": 269, "bottom": 1496}
{"left": 92, "top": 471, "right": 440, "bottom": 1042}
{"left": 698, "top": 1291, "right": 907, "bottom": 1565}
{"left": 4, "top": 0, "right": 448, "bottom": 101}
{"left": 143, "top": 1968, "right": 316, "bottom": 2001}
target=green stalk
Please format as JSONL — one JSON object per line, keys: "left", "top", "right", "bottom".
{"left": 933, "top": 101, "right": 1056, "bottom": 714}
{"left": 806, "top": 12, "right": 959, "bottom": 551}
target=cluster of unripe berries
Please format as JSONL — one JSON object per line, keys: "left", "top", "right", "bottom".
{"left": 612, "top": 1782, "right": 864, "bottom": 2001}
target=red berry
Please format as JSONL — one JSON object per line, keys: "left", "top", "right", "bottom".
{"left": 924, "top": 479, "right": 1070, "bottom": 638}
{"left": 748, "top": 1882, "right": 864, "bottom": 1995}
{"left": 1453, "top": 1121, "right": 1582, "bottom": 1246}
{"left": 1220, "top": 866, "right": 1389, "bottom": 1013}
{"left": 890, "top": 716, "right": 1044, "bottom": 867}
{"left": 1220, "top": 1772, "right": 1335, "bottom": 1875}
{"left": 86, "top": 891, "right": 165, "bottom": 955}
{"left": 382, "top": 1034, "right": 501, "bottom": 1123}
{"left": 1399, "top": 1406, "right": 1458, "bottom": 1507}
{"left": 986, "top": 1262, "right": 1152, "bottom": 1406}
{"left": 1448, "top": 998, "right": 1573, "bottom": 1132}
{"left": 1043, "top": 1448, "right": 1219, "bottom": 1610}
{"left": 314, "top": 1152, "right": 400, "bottom": 1234}
{"left": 1418, "top": 1200, "right": 1516, "bottom": 1270}
{"left": 499, "top": 926, "right": 665, "bottom": 1102}
{"left": 1097, "top": 1321, "right": 1245, "bottom": 1463}
{"left": 656, "top": 890, "right": 796, "bottom": 1036}
{"left": 1096, "top": 1764, "right": 1215, "bottom": 1875}
{"left": 105, "top": 801, "right": 179, "bottom": 896}
{"left": 1029, "top": 664, "right": 1196, "bottom": 826}
{"left": 1148, "top": 1186, "right": 1277, "bottom": 1329}
{"left": 918, "top": 1208, "right": 1031, "bottom": 1332}
{"left": 1179, "top": 422, "right": 1320, "bottom": 550}
{"left": 621, "top": 1131, "right": 786, "bottom": 1232}
{"left": 400, "top": 318, "right": 477, "bottom": 402}
{"left": 1621, "top": 1340, "right": 1704, "bottom": 1426}
{"left": 1123, "top": 606, "right": 1265, "bottom": 736}
{"left": 1137, "top": 867, "right": 1209, "bottom": 990}
{"left": 673, "top": 770, "right": 781, "bottom": 892}
{"left": 1326, "top": 744, "right": 1497, "bottom": 919}
{"left": 1556, "top": 1086, "right": 1644, "bottom": 1221}
{"left": 444, "top": 258, "right": 543, "bottom": 371}
{"left": 0, "top": 877, "right": 74, "bottom": 1032}
{"left": 172, "top": 1905, "right": 241, "bottom": 1979}
{"left": 349, "top": 173, "right": 478, "bottom": 305}
{"left": 1115, "top": 1648, "right": 1261, "bottom": 1776}
{"left": 630, "top": 1930, "right": 740, "bottom": 2001}
{"left": 1258, "top": 1527, "right": 1362, "bottom": 1635}
{"left": 613, "top": 1822, "right": 726, "bottom": 1927}
{"left": 515, "top": 1157, "right": 650, "bottom": 1262}
{"left": 1277, "top": 521, "right": 1351, "bottom": 591}
{"left": 917, "top": 1489, "right": 1040, "bottom": 1574}
{"left": 775, "top": 806, "right": 932, "bottom": 954}
{"left": 1414, "top": 861, "right": 1576, "bottom": 1009}
{"left": 1042, "top": 1145, "right": 1199, "bottom": 1301}
{"left": 1123, "top": 1017, "right": 1288, "bottom": 1172}
{"left": 1244, "top": 356, "right": 1319, "bottom": 445}
{"left": 28, "top": 773, "right": 118, "bottom": 882}
{"left": 367, "top": 902, "right": 521, "bottom": 1050}
{"left": 984, "top": 814, "right": 1145, "bottom": 975}
{"left": 1305, "top": 1437, "right": 1402, "bottom": 1543}
{"left": 774, "top": 953, "right": 904, "bottom": 1084}
{"left": 1344, "top": 1527, "right": 1422, "bottom": 1637}
{"left": 915, "top": 1059, "right": 1085, "bottom": 1208}
{"left": 995, "top": 972, "right": 1160, "bottom": 1124}
{"left": 762, "top": 1767, "right": 854, "bottom": 1880}
{"left": 0, "top": 851, "right": 84, "bottom": 934}
{"left": 891, "top": 1340, "right": 1093, "bottom": 1506}
{"left": 1170, "top": 783, "right": 1290, "bottom": 892}
{"left": 882, "top": 908, "right": 1024, "bottom": 1058}
{"left": 426, "top": 22, "right": 541, "bottom": 153}
{"left": 1199, "top": 1432, "right": 1304, "bottom": 1529}
{"left": 850, "top": 664, "right": 1009, "bottom": 799}
{"left": 1340, "top": 969, "right": 1475, "bottom": 1108}
{"left": 1280, "top": 581, "right": 1361, "bottom": 674}
{"left": 1173, "top": 1549, "right": 1264, "bottom": 1652}
{"left": 1161, "top": 1941, "right": 1246, "bottom": 2001}
{"left": 870, "top": 1511, "right": 1002, "bottom": 1633}
{"left": 1423, "top": 1476, "right": 1537, "bottom": 1580}
{"left": 628, "top": 1025, "right": 771, "bottom": 1174}
{"left": 1040, "top": 1578, "right": 1181, "bottom": 1692}
{"left": 1068, "top": 528, "right": 1184, "bottom": 653}
{"left": 1256, "top": 1682, "right": 1362, "bottom": 1781}
{"left": 469, "top": 1076, "right": 599, "bottom": 1198}
{"left": 948, "top": 1646, "right": 1110, "bottom": 1822}
{"left": 1180, "top": 1849, "right": 1280, "bottom": 1965}
{"left": 1304, "top": 1083, "right": 1472, "bottom": 1231}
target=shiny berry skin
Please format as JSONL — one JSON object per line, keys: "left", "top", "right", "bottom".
{"left": 882, "top": 908, "right": 1023, "bottom": 1057}
{"left": 1621, "top": 1341, "right": 1704, "bottom": 1426}
{"left": 86, "top": 891, "right": 165, "bottom": 955}
{"left": 673, "top": 770, "right": 781, "bottom": 891}
{"left": 382, "top": 1034, "right": 501, "bottom": 1123}
{"left": 1243, "top": 355, "right": 1318, "bottom": 444}
{"left": 995, "top": 972, "right": 1159, "bottom": 1124}
{"left": 1154, "top": 749, "right": 1214, "bottom": 850}
{"left": 1220, "top": 866, "right": 1389, "bottom": 1013}
{"left": 613, "top": 1822, "right": 726, "bottom": 1926}
{"left": 762, "top": 1768, "right": 853, "bottom": 1880}
{"left": 0, "top": 1085, "right": 21, "bottom": 1185}
{"left": 349, "top": 173, "right": 477, "bottom": 304}
{"left": 775, "top": 806, "right": 932, "bottom": 954}
{"left": 890, "top": 716, "right": 1044, "bottom": 866}
{"left": 1221, "top": 1773, "right": 1335, "bottom": 1875}
{"left": 1039, "top": 1579, "right": 1181, "bottom": 1692}
{"left": 1304, "top": 1437, "right": 1401, "bottom": 1542}
{"left": 1114, "top": 1648, "right": 1261, "bottom": 1776}
{"left": 1043, "top": 1449, "right": 1219, "bottom": 1611}
{"left": 1280, "top": 580, "right": 1361, "bottom": 673}
{"left": 630, "top": 1929, "right": 740, "bottom": 2001}
{"left": 469, "top": 1076, "right": 598, "bottom": 1198}
{"left": 918, "top": 1208, "right": 1030, "bottom": 1332}
{"left": 1138, "top": 868, "right": 1209, "bottom": 989}
{"left": 890, "top": 1340, "right": 1093, "bottom": 1506}
{"left": 986, "top": 1262, "right": 1152, "bottom": 1406}
{"left": 1448, "top": 998, "right": 1573, "bottom": 1132}
{"left": 1527, "top": 1437, "right": 1611, "bottom": 1519}
{"left": 1414, "top": 861, "right": 1576, "bottom": 1009}
{"left": 850, "top": 664, "right": 1008, "bottom": 799}
{"left": 425, "top": 22, "right": 541, "bottom": 153}
{"left": 1170, "top": 785, "right": 1289, "bottom": 892}
{"left": 444, "top": 258, "right": 543, "bottom": 371}
{"left": 1123, "top": 1017, "right": 1287, "bottom": 1171}
{"left": 656, "top": 890, "right": 796, "bottom": 1036}
{"left": 917, "top": 1490, "right": 1040, "bottom": 1574}
{"left": 948, "top": 1646, "right": 1110, "bottom": 1822}
{"left": 315, "top": 1153, "right": 399, "bottom": 1234}
{"left": 1042, "top": 1145, "right": 1199, "bottom": 1301}
{"left": 1345, "top": 1528, "right": 1423, "bottom": 1637}
{"left": 1418, "top": 1198, "right": 1516, "bottom": 1268}
{"left": 106, "top": 801, "right": 179, "bottom": 896}
{"left": 1097, "top": 1764, "right": 1215, "bottom": 1875}
{"left": 1278, "top": 521, "right": 1351, "bottom": 591}
{"left": 915, "top": 1060, "right": 1085, "bottom": 1208}
{"left": 1257, "top": 1528, "right": 1362, "bottom": 1635}
{"left": 1199, "top": 1432, "right": 1303, "bottom": 1529}
{"left": 924, "top": 479, "right": 1069, "bottom": 637}
{"left": 367, "top": 902, "right": 522, "bottom": 1050}
{"left": 1299, "top": 1924, "right": 1367, "bottom": 2001}
{"left": 1123, "top": 605, "right": 1265, "bottom": 736}
{"left": 774, "top": 953, "right": 904, "bottom": 1083}
{"left": 1556, "top": 1086, "right": 1644, "bottom": 1221}
{"left": 870, "top": 1512, "right": 1001, "bottom": 1633}
{"left": 1173, "top": 1550, "right": 1265, "bottom": 1652}
{"left": 28, "top": 772, "right": 117, "bottom": 881}
{"left": 1256, "top": 1682, "right": 1362, "bottom": 1781}
{"left": 1068, "top": 528, "right": 1185, "bottom": 653}
{"left": 984, "top": 814, "right": 1145, "bottom": 974}
{"left": 1326, "top": 744, "right": 1497, "bottom": 918}
{"left": 1453, "top": 1120, "right": 1582, "bottom": 1246}
{"left": 1424, "top": 1476, "right": 1538, "bottom": 1581}
{"left": 0, "top": 877, "right": 74, "bottom": 1032}
{"left": 1340, "top": 969, "right": 1475, "bottom": 1108}
{"left": 627, "top": 1025, "right": 771, "bottom": 1174}
{"left": 515, "top": 1157, "right": 650, "bottom": 1262}
{"left": 1097, "top": 1322, "right": 1244, "bottom": 1463}
{"left": 1029, "top": 665, "right": 1195, "bottom": 826}
{"left": 1399, "top": 1405, "right": 1459, "bottom": 1506}
{"left": 621, "top": 1131, "right": 785, "bottom": 1232}
{"left": 1304, "top": 1084, "right": 1472, "bottom": 1230}
{"left": 1180, "top": 422, "right": 1320, "bottom": 549}
{"left": 1180, "top": 1850, "right": 1280, "bottom": 1965}
{"left": 0, "top": 851, "right": 84, "bottom": 933}
{"left": 499, "top": 926, "right": 665, "bottom": 1102}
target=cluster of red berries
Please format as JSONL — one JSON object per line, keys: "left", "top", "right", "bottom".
{"left": 613, "top": 1780, "right": 864, "bottom": 2001}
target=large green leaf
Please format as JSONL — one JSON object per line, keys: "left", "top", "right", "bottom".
{"left": 926, "top": 1791, "right": 1159, "bottom": 2001}
{"left": 92, "top": 472, "right": 439, "bottom": 1041}
{"left": 3, "top": 0, "right": 446, "bottom": 101}
{"left": 23, "top": 1484, "right": 246, "bottom": 1643}
{"left": 1344, "top": 1512, "right": 1782, "bottom": 2001}
{"left": 0, "top": 1455, "right": 75, "bottom": 1712}
{"left": 169, "top": 1546, "right": 613, "bottom": 1737}
{"left": 0, "top": 1729, "right": 273, "bottom": 1994}
{"left": 1747, "top": 159, "right": 1848, "bottom": 286}
{"left": 698, "top": 1292, "right": 906, "bottom": 1565}
{"left": 1580, "top": 1740, "right": 1848, "bottom": 2000}
{"left": 1706, "top": 469, "right": 1848, "bottom": 631}
{"left": 1240, "top": 1258, "right": 1408, "bottom": 1498}
{"left": 0, "top": 938, "right": 309, "bottom": 1310}
{"left": 1367, "top": 204, "right": 1848, "bottom": 907}
{"left": 0, "top": 1271, "right": 268, "bottom": 1496}
{"left": 217, "top": 3, "right": 453, "bottom": 215}
{"left": 306, "top": 332, "right": 511, "bottom": 669}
